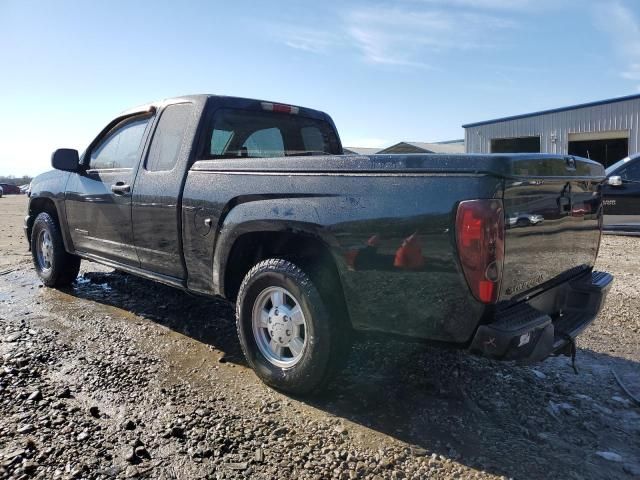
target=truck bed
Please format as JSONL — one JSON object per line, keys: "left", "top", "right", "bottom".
{"left": 185, "top": 152, "right": 606, "bottom": 343}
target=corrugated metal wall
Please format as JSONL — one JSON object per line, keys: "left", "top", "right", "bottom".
{"left": 464, "top": 97, "right": 640, "bottom": 154}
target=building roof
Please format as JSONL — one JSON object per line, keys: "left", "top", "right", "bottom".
{"left": 343, "top": 147, "right": 383, "bottom": 155}
{"left": 378, "top": 141, "right": 465, "bottom": 154}
{"left": 462, "top": 93, "right": 640, "bottom": 128}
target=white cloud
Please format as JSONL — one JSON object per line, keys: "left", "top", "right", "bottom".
{"left": 593, "top": 1, "right": 640, "bottom": 87}
{"left": 270, "top": 3, "right": 522, "bottom": 69}
{"left": 412, "top": 0, "right": 553, "bottom": 10}
{"left": 346, "top": 25, "right": 433, "bottom": 68}
{"left": 269, "top": 26, "right": 341, "bottom": 54}
{"left": 622, "top": 65, "right": 640, "bottom": 81}
{"left": 345, "top": 7, "right": 516, "bottom": 67}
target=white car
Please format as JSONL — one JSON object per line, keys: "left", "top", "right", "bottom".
{"left": 507, "top": 213, "right": 544, "bottom": 228}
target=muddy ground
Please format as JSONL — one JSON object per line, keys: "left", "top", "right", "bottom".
{"left": 0, "top": 194, "right": 639, "bottom": 480}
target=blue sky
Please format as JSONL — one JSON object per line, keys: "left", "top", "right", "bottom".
{"left": 2, "top": 0, "right": 640, "bottom": 176}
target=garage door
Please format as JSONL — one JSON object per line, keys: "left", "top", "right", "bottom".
{"left": 568, "top": 131, "right": 629, "bottom": 168}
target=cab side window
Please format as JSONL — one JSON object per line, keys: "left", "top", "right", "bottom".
{"left": 89, "top": 116, "right": 150, "bottom": 170}
{"left": 620, "top": 161, "right": 640, "bottom": 182}
{"left": 146, "top": 103, "right": 194, "bottom": 172}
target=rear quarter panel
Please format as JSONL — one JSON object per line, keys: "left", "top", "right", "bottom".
{"left": 182, "top": 170, "right": 503, "bottom": 343}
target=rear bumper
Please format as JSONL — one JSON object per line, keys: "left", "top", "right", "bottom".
{"left": 469, "top": 270, "right": 613, "bottom": 363}
{"left": 604, "top": 229, "right": 640, "bottom": 237}
{"left": 603, "top": 216, "right": 640, "bottom": 236}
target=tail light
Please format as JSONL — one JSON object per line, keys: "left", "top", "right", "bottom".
{"left": 455, "top": 199, "right": 505, "bottom": 303}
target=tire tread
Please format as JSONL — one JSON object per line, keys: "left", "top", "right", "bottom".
{"left": 236, "top": 258, "right": 350, "bottom": 394}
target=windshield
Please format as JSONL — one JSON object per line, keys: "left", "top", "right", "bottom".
{"left": 605, "top": 156, "right": 631, "bottom": 175}
{"left": 206, "top": 108, "right": 341, "bottom": 159}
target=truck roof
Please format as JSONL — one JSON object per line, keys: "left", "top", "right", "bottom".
{"left": 120, "top": 94, "right": 332, "bottom": 122}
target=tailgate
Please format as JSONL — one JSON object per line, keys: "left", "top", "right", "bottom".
{"left": 500, "top": 155, "right": 605, "bottom": 301}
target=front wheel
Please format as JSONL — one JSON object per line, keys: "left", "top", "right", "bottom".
{"left": 31, "top": 212, "right": 81, "bottom": 287}
{"left": 236, "top": 258, "right": 350, "bottom": 395}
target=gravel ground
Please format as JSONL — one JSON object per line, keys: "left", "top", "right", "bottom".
{"left": 0, "top": 194, "right": 639, "bottom": 480}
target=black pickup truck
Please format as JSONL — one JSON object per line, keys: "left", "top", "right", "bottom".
{"left": 602, "top": 153, "right": 640, "bottom": 234}
{"left": 26, "top": 94, "right": 613, "bottom": 394}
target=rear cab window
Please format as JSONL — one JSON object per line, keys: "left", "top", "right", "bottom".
{"left": 206, "top": 108, "right": 341, "bottom": 159}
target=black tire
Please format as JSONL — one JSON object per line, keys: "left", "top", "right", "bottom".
{"left": 236, "top": 258, "right": 350, "bottom": 395}
{"left": 31, "top": 212, "right": 81, "bottom": 287}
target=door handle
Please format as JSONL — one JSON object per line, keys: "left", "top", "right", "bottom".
{"left": 111, "top": 183, "right": 131, "bottom": 195}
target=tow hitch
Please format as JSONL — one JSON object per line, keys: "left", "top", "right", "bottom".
{"left": 555, "top": 332, "right": 578, "bottom": 374}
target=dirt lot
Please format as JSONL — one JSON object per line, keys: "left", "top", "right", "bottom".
{"left": 1, "top": 194, "right": 639, "bottom": 480}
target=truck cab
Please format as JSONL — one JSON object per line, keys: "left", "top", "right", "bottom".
{"left": 38, "top": 95, "right": 342, "bottom": 284}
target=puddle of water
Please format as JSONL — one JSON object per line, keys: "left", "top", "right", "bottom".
{"left": 74, "top": 275, "right": 113, "bottom": 293}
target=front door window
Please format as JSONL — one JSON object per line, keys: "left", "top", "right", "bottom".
{"left": 89, "top": 116, "right": 151, "bottom": 170}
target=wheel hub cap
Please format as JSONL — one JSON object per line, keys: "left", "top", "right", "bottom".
{"left": 252, "top": 286, "right": 307, "bottom": 368}
{"left": 267, "top": 307, "right": 294, "bottom": 345}
{"left": 37, "top": 230, "right": 53, "bottom": 273}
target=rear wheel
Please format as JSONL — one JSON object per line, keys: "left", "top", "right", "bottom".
{"left": 31, "top": 212, "right": 81, "bottom": 287}
{"left": 236, "top": 258, "right": 350, "bottom": 395}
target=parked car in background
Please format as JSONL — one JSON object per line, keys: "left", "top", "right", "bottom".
{"left": 602, "top": 153, "right": 640, "bottom": 234}
{"left": 25, "top": 94, "right": 612, "bottom": 394}
{"left": 507, "top": 212, "right": 544, "bottom": 228}
{"left": 0, "top": 183, "right": 21, "bottom": 195}
{"left": 0, "top": 185, "right": 3, "bottom": 198}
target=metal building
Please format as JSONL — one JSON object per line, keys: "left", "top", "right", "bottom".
{"left": 463, "top": 93, "right": 640, "bottom": 168}
{"left": 343, "top": 147, "right": 383, "bottom": 155}
{"left": 378, "top": 140, "right": 464, "bottom": 155}
{"left": 343, "top": 139, "right": 464, "bottom": 156}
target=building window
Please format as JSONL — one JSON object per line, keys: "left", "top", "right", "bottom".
{"left": 491, "top": 136, "right": 540, "bottom": 153}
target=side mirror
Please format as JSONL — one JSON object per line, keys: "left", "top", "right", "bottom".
{"left": 51, "top": 148, "right": 80, "bottom": 172}
{"left": 607, "top": 175, "right": 623, "bottom": 187}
